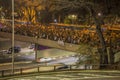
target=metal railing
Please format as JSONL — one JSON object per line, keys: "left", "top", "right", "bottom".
{"left": 0, "top": 64, "right": 119, "bottom": 77}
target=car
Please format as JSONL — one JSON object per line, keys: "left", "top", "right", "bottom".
{"left": 28, "top": 44, "right": 35, "bottom": 49}
{"left": 38, "top": 57, "right": 52, "bottom": 62}
{"left": 7, "top": 46, "right": 21, "bottom": 54}
{"left": 57, "top": 65, "right": 69, "bottom": 70}
{"left": 0, "top": 50, "right": 8, "bottom": 54}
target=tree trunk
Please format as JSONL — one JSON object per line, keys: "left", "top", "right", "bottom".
{"left": 96, "top": 25, "right": 108, "bottom": 64}
{"left": 109, "top": 38, "right": 114, "bottom": 64}
{"left": 88, "top": 7, "right": 108, "bottom": 65}
{"left": 58, "top": 15, "right": 61, "bottom": 23}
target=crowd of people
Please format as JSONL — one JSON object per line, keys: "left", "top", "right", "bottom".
{"left": 0, "top": 23, "right": 120, "bottom": 52}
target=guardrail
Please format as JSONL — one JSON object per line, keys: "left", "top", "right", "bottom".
{"left": 0, "top": 64, "right": 119, "bottom": 77}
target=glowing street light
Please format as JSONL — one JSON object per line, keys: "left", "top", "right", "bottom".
{"left": 98, "top": 12, "right": 102, "bottom": 16}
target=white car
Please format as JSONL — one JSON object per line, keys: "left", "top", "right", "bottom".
{"left": 0, "top": 50, "right": 8, "bottom": 54}
{"left": 28, "top": 44, "right": 35, "bottom": 49}
{"left": 38, "top": 57, "right": 52, "bottom": 62}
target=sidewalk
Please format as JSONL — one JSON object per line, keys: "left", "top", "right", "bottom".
{"left": 0, "top": 61, "right": 33, "bottom": 70}
{"left": 1, "top": 70, "right": 120, "bottom": 80}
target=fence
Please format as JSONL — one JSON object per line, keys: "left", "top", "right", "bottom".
{"left": 0, "top": 64, "right": 119, "bottom": 77}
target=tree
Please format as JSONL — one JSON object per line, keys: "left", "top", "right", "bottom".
{"left": 76, "top": 43, "right": 99, "bottom": 65}
{"left": 15, "top": 0, "right": 42, "bottom": 24}
{"left": 0, "top": 0, "right": 12, "bottom": 19}
{"left": 86, "top": 4, "right": 108, "bottom": 64}
{"left": 50, "top": 0, "right": 108, "bottom": 65}
{"left": 50, "top": 0, "right": 87, "bottom": 23}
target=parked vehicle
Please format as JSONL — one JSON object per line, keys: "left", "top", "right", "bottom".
{"left": 37, "top": 57, "right": 52, "bottom": 62}
{"left": 28, "top": 44, "right": 35, "bottom": 49}
{"left": 57, "top": 65, "right": 69, "bottom": 70}
{"left": 7, "top": 46, "right": 21, "bottom": 54}
{"left": 0, "top": 50, "right": 8, "bottom": 54}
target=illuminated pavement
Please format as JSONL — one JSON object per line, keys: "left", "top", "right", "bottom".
{"left": 1, "top": 38, "right": 120, "bottom": 80}
{"left": 0, "top": 39, "right": 78, "bottom": 70}
{"left": 4, "top": 70, "right": 120, "bottom": 80}
{"left": 0, "top": 37, "right": 78, "bottom": 68}
{"left": 1, "top": 38, "right": 119, "bottom": 80}
{"left": 0, "top": 38, "right": 77, "bottom": 64}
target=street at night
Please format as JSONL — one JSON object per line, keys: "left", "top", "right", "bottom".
{"left": 0, "top": 37, "right": 79, "bottom": 70}
{"left": 0, "top": 0, "right": 120, "bottom": 79}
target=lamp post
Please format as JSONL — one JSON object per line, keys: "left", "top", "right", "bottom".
{"left": 35, "top": 35, "right": 38, "bottom": 62}
{"left": 12, "top": 0, "right": 15, "bottom": 74}
{"left": 71, "top": 15, "right": 77, "bottom": 25}
{"left": 98, "top": 13, "right": 102, "bottom": 16}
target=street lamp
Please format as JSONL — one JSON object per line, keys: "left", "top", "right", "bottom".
{"left": 71, "top": 15, "right": 77, "bottom": 24}
{"left": 98, "top": 12, "right": 102, "bottom": 16}
{"left": 35, "top": 35, "right": 39, "bottom": 62}
{"left": 12, "top": 0, "right": 15, "bottom": 74}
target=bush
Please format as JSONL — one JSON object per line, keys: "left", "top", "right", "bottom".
{"left": 64, "top": 17, "right": 71, "bottom": 24}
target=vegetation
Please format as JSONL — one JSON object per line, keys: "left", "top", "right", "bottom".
{"left": 1, "top": 0, "right": 120, "bottom": 24}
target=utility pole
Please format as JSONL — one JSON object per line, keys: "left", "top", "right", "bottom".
{"left": 12, "top": 0, "right": 15, "bottom": 74}
{"left": 35, "top": 33, "right": 38, "bottom": 62}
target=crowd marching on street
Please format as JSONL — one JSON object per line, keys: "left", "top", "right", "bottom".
{"left": 0, "top": 23, "right": 120, "bottom": 52}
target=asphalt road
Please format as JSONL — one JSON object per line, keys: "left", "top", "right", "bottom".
{"left": 0, "top": 38, "right": 77, "bottom": 64}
